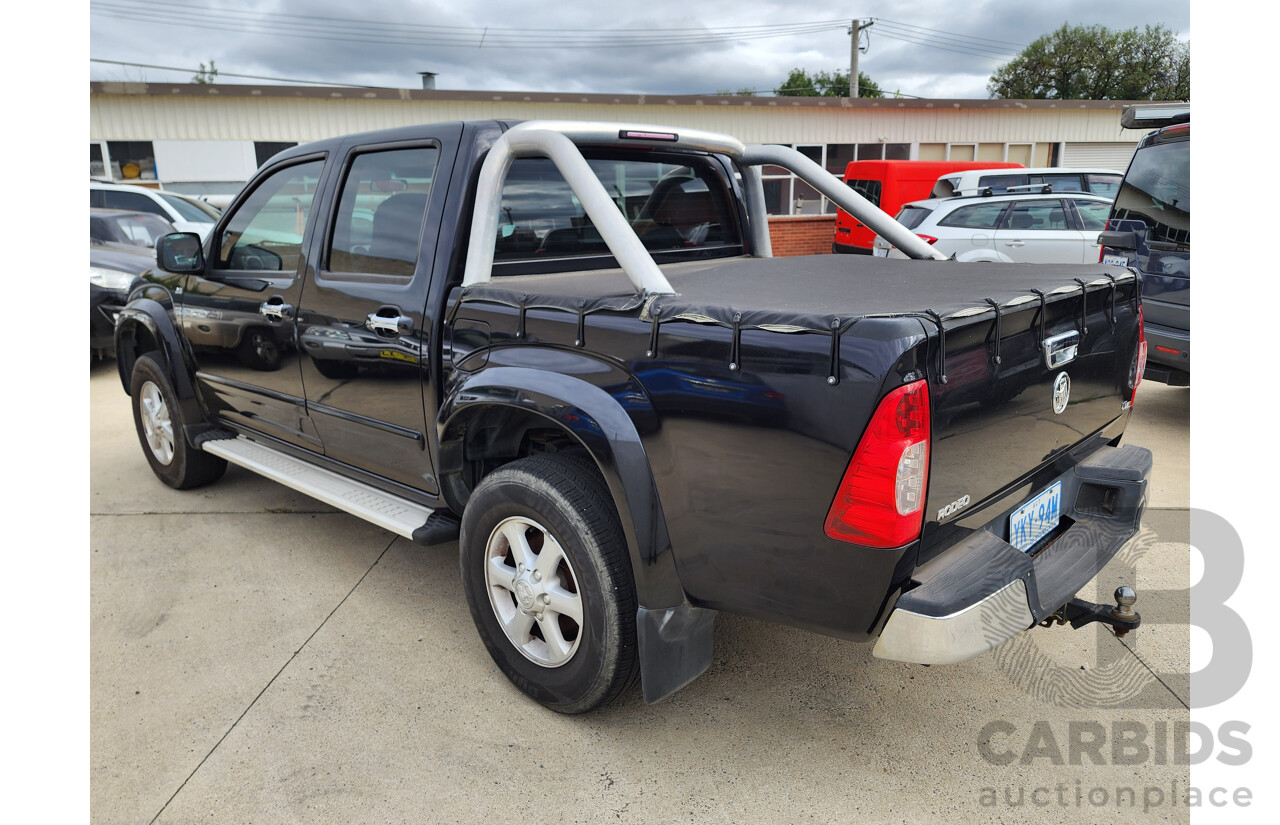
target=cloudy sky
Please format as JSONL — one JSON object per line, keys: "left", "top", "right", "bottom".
{"left": 89, "top": 0, "right": 1190, "bottom": 99}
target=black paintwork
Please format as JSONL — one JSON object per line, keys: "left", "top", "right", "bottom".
{"left": 116, "top": 119, "right": 1145, "bottom": 648}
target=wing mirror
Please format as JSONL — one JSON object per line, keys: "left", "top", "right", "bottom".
{"left": 1097, "top": 219, "right": 1149, "bottom": 252}
{"left": 156, "top": 232, "right": 205, "bottom": 273}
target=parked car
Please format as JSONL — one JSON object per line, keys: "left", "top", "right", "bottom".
{"left": 832, "top": 160, "right": 1024, "bottom": 254}
{"left": 1100, "top": 104, "right": 1190, "bottom": 386}
{"left": 930, "top": 167, "right": 1123, "bottom": 199}
{"left": 90, "top": 181, "right": 218, "bottom": 240}
{"left": 115, "top": 120, "right": 1149, "bottom": 713}
{"left": 91, "top": 208, "right": 172, "bottom": 356}
{"left": 872, "top": 192, "right": 1116, "bottom": 263}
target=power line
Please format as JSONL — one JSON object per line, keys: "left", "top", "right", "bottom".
{"left": 874, "top": 18, "right": 1029, "bottom": 51}
{"left": 89, "top": 58, "right": 377, "bottom": 88}
{"left": 91, "top": 1, "right": 850, "bottom": 49}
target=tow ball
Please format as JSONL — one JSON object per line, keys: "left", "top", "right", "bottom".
{"left": 1040, "top": 586, "right": 1141, "bottom": 638}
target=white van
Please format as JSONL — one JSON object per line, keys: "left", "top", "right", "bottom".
{"left": 930, "top": 167, "right": 1122, "bottom": 200}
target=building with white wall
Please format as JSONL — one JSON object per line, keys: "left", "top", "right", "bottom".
{"left": 90, "top": 81, "right": 1157, "bottom": 215}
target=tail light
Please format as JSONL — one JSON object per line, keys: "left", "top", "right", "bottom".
{"left": 1099, "top": 218, "right": 1111, "bottom": 262}
{"left": 825, "top": 380, "right": 930, "bottom": 548}
{"left": 1129, "top": 305, "right": 1147, "bottom": 405}
{"left": 917, "top": 234, "right": 939, "bottom": 245}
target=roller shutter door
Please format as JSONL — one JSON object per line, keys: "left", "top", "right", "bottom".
{"left": 1061, "top": 142, "right": 1139, "bottom": 171}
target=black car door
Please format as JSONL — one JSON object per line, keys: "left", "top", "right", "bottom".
{"left": 296, "top": 126, "right": 461, "bottom": 494}
{"left": 180, "top": 155, "right": 329, "bottom": 451}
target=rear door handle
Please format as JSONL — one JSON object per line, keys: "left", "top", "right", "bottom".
{"left": 1004, "top": 240, "right": 1026, "bottom": 247}
{"left": 366, "top": 311, "right": 413, "bottom": 337}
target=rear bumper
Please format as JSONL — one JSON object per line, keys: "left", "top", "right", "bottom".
{"left": 832, "top": 240, "right": 872, "bottom": 255}
{"left": 1143, "top": 320, "right": 1190, "bottom": 381}
{"left": 873, "top": 444, "right": 1151, "bottom": 664}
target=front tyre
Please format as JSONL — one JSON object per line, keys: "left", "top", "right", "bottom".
{"left": 460, "top": 455, "right": 639, "bottom": 713}
{"left": 130, "top": 354, "right": 227, "bottom": 489}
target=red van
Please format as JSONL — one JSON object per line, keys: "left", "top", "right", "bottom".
{"left": 832, "top": 160, "right": 1025, "bottom": 254}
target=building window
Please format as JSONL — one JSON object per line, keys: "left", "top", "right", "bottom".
{"left": 106, "top": 141, "right": 156, "bottom": 180}
{"left": 255, "top": 141, "right": 299, "bottom": 168}
{"left": 760, "top": 143, "right": 910, "bottom": 216}
{"left": 946, "top": 143, "right": 977, "bottom": 162}
{"left": 91, "top": 143, "right": 107, "bottom": 179}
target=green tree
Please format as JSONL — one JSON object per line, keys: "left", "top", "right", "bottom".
{"left": 192, "top": 60, "right": 218, "bottom": 84}
{"left": 775, "top": 68, "right": 882, "bottom": 98}
{"left": 988, "top": 24, "right": 1189, "bottom": 100}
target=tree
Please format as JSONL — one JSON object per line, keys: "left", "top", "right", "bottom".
{"left": 988, "top": 24, "right": 1189, "bottom": 100}
{"left": 192, "top": 60, "right": 218, "bottom": 84}
{"left": 775, "top": 68, "right": 882, "bottom": 98}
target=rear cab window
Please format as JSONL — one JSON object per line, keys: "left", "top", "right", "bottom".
{"left": 492, "top": 151, "right": 743, "bottom": 274}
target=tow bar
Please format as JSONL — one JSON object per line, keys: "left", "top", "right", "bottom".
{"left": 1040, "top": 586, "right": 1141, "bottom": 638}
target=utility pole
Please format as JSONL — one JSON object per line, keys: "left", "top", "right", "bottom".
{"left": 849, "top": 18, "right": 874, "bottom": 98}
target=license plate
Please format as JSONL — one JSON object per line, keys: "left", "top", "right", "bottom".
{"left": 379, "top": 349, "right": 419, "bottom": 364}
{"left": 1009, "top": 482, "right": 1062, "bottom": 553}
{"left": 873, "top": 247, "right": 888, "bottom": 257}
{"left": 1102, "top": 254, "right": 1128, "bottom": 267}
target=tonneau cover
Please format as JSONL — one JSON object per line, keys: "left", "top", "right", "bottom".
{"left": 460, "top": 255, "right": 1135, "bottom": 334}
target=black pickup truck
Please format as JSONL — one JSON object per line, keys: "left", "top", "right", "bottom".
{"left": 116, "top": 120, "right": 1151, "bottom": 713}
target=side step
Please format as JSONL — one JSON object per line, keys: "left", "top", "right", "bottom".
{"left": 202, "top": 436, "right": 438, "bottom": 540}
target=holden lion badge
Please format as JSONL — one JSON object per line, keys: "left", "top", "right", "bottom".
{"left": 1052, "top": 371, "right": 1071, "bottom": 414}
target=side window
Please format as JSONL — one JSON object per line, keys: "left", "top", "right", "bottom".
{"left": 492, "top": 155, "right": 741, "bottom": 265}
{"left": 1086, "top": 174, "right": 1121, "bottom": 199}
{"left": 938, "top": 202, "right": 1008, "bottom": 229}
{"left": 976, "top": 174, "right": 1028, "bottom": 194}
{"left": 1073, "top": 199, "right": 1111, "bottom": 231}
{"left": 846, "top": 179, "right": 881, "bottom": 207}
{"left": 102, "top": 190, "right": 168, "bottom": 219}
{"left": 327, "top": 146, "right": 439, "bottom": 279}
{"left": 218, "top": 159, "right": 324, "bottom": 272}
{"left": 1003, "top": 201, "right": 1070, "bottom": 231}
{"left": 1038, "top": 174, "right": 1084, "bottom": 193}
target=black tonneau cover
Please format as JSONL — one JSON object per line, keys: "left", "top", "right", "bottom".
{"left": 463, "top": 255, "right": 1135, "bottom": 334}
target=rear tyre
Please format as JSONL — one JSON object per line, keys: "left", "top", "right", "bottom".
{"left": 130, "top": 354, "right": 227, "bottom": 490}
{"left": 459, "top": 455, "right": 639, "bottom": 713}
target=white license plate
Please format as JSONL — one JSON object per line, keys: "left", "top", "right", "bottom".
{"left": 1102, "top": 254, "right": 1128, "bottom": 267}
{"left": 873, "top": 247, "right": 888, "bottom": 257}
{"left": 1009, "top": 482, "right": 1062, "bottom": 553}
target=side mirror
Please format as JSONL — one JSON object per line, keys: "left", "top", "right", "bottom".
{"left": 156, "top": 232, "right": 205, "bottom": 273}
{"left": 1097, "top": 219, "right": 1149, "bottom": 252}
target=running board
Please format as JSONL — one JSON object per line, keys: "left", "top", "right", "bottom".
{"left": 202, "top": 436, "right": 435, "bottom": 540}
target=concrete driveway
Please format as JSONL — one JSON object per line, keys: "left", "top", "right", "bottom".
{"left": 91, "top": 361, "right": 1191, "bottom": 824}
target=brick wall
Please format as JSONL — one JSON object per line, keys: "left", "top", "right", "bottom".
{"left": 766, "top": 215, "right": 836, "bottom": 257}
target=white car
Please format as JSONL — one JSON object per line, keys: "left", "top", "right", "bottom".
{"left": 90, "top": 181, "right": 219, "bottom": 240}
{"left": 872, "top": 193, "right": 1115, "bottom": 264}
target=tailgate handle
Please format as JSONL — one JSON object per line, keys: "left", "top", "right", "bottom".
{"left": 1042, "top": 330, "right": 1079, "bottom": 369}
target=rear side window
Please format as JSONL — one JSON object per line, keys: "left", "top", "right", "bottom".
{"left": 846, "top": 178, "right": 881, "bottom": 208}
{"left": 938, "top": 202, "right": 1007, "bottom": 229}
{"left": 1085, "top": 174, "right": 1121, "bottom": 199}
{"left": 975, "top": 174, "right": 1027, "bottom": 194}
{"left": 1002, "top": 201, "right": 1069, "bottom": 231}
{"left": 492, "top": 154, "right": 741, "bottom": 266}
{"left": 1036, "top": 174, "right": 1084, "bottom": 193}
{"left": 101, "top": 190, "right": 168, "bottom": 220}
{"left": 895, "top": 205, "right": 934, "bottom": 230}
{"left": 1072, "top": 199, "right": 1111, "bottom": 231}
{"left": 327, "top": 146, "right": 439, "bottom": 279}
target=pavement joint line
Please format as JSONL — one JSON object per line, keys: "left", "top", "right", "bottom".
{"left": 1115, "top": 634, "right": 1191, "bottom": 711}
{"left": 146, "top": 535, "right": 398, "bottom": 825}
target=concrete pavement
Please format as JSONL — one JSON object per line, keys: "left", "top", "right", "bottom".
{"left": 91, "top": 362, "right": 1191, "bottom": 824}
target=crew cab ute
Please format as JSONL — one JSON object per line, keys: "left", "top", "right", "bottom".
{"left": 116, "top": 120, "right": 1151, "bottom": 713}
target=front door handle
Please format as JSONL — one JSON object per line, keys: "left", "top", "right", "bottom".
{"left": 259, "top": 299, "right": 294, "bottom": 320}
{"left": 367, "top": 311, "right": 413, "bottom": 337}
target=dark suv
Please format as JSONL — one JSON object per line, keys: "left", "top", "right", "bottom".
{"left": 1101, "top": 104, "right": 1190, "bottom": 386}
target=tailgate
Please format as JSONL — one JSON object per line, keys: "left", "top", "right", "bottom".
{"left": 918, "top": 275, "right": 1142, "bottom": 564}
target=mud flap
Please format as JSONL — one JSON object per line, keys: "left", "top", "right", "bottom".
{"left": 637, "top": 604, "right": 717, "bottom": 704}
